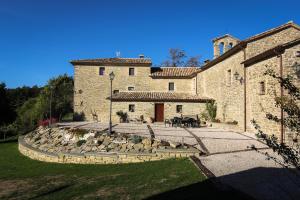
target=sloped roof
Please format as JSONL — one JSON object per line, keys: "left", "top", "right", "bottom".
{"left": 70, "top": 58, "right": 152, "bottom": 66}
{"left": 202, "top": 21, "right": 300, "bottom": 71}
{"left": 242, "top": 38, "right": 300, "bottom": 67}
{"left": 150, "top": 67, "right": 201, "bottom": 78}
{"left": 108, "top": 91, "right": 213, "bottom": 102}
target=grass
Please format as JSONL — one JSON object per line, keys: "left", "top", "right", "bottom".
{"left": 0, "top": 142, "right": 205, "bottom": 200}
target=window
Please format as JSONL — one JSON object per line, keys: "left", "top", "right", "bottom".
{"left": 129, "top": 68, "right": 135, "bottom": 76}
{"left": 228, "top": 43, "right": 233, "bottom": 49}
{"left": 219, "top": 42, "right": 224, "bottom": 55}
{"left": 113, "top": 90, "right": 119, "bottom": 94}
{"left": 259, "top": 81, "right": 266, "bottom": 95}
{"left": 128, "top": 87, "right": 134, "bottom": 91}
{"left": 99, "top": 67, "right": 105, "bottom": 76}
{"left": 169, "top": 82, "right": 174, "bottom": 91}
{"left": 176, "top": 105, "right": 183, "bottom": 113}
{"left": 227, "top": 69, "right": 231, "bottom": 86}
{"left": 129, "top": 104, "right": 135, "bottom": 112}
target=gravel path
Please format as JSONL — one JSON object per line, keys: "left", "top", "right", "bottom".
{"left": 57, "top": 122, "right": 300, "bottom": 199}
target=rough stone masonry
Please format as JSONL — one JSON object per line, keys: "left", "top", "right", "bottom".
{"left": 71, "top": 21, "right": 300, "bottom": 143}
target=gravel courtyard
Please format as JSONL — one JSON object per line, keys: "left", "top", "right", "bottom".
{"left": 58, "top": 122, "right": 300, "bottom": 200}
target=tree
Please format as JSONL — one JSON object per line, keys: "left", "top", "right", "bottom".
{"left": 161, "top": 48, "right": 201, "bottom": 67}
{"left": 185, "top": 56, "right": 201, "bottom": 67}
{"left": 252, "top": 67, "right": 300, "bottom": 168}
{"left": 41, "top": 74, "right": 74, "bottom": 121}
{"left": 0, "top": 82, "right": 14, "bottom": 125}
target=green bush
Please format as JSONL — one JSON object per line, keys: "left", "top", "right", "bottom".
{"left": 129, "top": 135, "right": 142, "bottom": 144}
{"left": 116, "top": 111, "right": 128, "bottom": 123}
{"left": 206, "top": 101, "right": 217, "bottom": 121}
{"left": 76, "top": 140, "right": 86, "bottom": 147}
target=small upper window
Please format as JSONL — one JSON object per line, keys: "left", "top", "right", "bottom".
{"left": 259, "top": 81, "right": 266, "bottom": 95}
{"left": 169, "top": 82, "right": 174, "bottom": 91}
{"left": 129, "top": 68, "right": 135, "bottom": 76}
{"left": 128, "top": 87, "right": 134, "bottom": 91}
{"left": 129, "top": 104, "right": 135, "bottom": 112}
{"left": 113, "top": 90, "right": 119, "bottom": 94}
{"left": 176, "top": 105, "right": 183, "bottom": 113}
{"left": 219, "top": 42, "right": 224, "bottom": 55}
{"left": 99, "top": 67, "right": 105, "bottom": 76}
{"left": 227, "top": 69, "right": 231, "bottom": 86}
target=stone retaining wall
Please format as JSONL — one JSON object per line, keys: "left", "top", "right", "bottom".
{"left": 18, "top": 136, "right": 199, "bottom": 164}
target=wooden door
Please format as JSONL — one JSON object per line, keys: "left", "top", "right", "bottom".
{"left": 155, "top": 103, "right": 164, "bottom": 122}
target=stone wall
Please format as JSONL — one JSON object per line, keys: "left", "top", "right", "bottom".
{"left": 282, "top": 43, "right": 300, "bottom": 144}
{"left": 112, "top": 101, "right": 206, "bottom": 123}
{"left": 19, "top": 136, "right": 199, "bottom": 164}
{"left": 246, "top": 27, "right": 300, "bottom": 59}
{"left": 245, "top": 56, "right": 282, "bottom": 136}
{"left": 74, "top": 65, "right": 151, "bottom": 122}
{"left": 197, "top": 51, "right": 245, "bottom": 129}
{"left": 74, "top": 64, "right": 197, "bottom": 123}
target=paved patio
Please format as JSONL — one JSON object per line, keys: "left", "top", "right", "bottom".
{"left": 57, "top": 122, "right": 300, "bottom": 200}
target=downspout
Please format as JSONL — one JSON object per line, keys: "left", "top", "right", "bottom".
{"left": 274, "top": 49, "right": 284, "bottom": 143}
{"left": 279, "top": 54, "right": 284, "bottom": 144}
{"left": 243, "top": 48, "right": 247, "bottom": 132}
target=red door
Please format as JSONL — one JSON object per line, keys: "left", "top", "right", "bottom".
{"left": 155, "top": 104, "right": 164, "bottom": 122}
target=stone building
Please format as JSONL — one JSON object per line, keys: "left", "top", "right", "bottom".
{"left": 71, "top": 21, "right": 300, "bottom": 142}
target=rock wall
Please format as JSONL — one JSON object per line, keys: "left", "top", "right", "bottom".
{"left": 19, "top": 136, "right": 199, "bottom": 164}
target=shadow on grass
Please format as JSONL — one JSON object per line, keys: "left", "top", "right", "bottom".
{"left": 146, "top": 167, "right": 300, "bottom": 200}
{"left": 30, "top": 183, "right": 74, "bottom": 200}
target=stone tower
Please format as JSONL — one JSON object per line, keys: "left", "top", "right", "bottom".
{"left": 213, "top": 34, "right": 240, "bottom": 58}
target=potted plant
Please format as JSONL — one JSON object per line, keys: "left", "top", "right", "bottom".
{"left": 116, "top": 111, "right": 128, "bottom": 123}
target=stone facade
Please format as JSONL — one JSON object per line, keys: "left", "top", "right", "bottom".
{"left": 72, "top": 21, "right": 300, "bottom": 142}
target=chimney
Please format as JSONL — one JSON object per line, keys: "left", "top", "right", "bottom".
{"left": 139, "top": 54, "right": 145, "bottom": 59}
{"left": 204, "top": 59, "right": 210, "bottom": 64}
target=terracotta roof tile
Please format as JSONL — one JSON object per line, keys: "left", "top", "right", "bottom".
{"left": 150, "top": 67, "right": 201, "bottom": 78}
{"left": 70, "top": 58, "right": 152, "bottom": 66}
{"left": 109, "top": 91, "right": 213, "bottom": 102}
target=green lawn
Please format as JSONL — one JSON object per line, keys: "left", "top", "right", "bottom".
{"left": 0, "top": 142, "right": 205, "bottom": 200}
{"left": 0, "top": 142, "right": 253, "bottom": 200}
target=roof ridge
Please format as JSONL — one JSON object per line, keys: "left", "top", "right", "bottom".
{"left": 243, "top": 21, "right": 300, "bottom": 43}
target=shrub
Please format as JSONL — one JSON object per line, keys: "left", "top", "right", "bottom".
{"left": 116, "top": 111, "right": 128, "bottom": 123}
{"left": 129, "top": 135, "right": 142, "bottom": 144}
{"left": 38, "top": 118, "right": 57, "bottom": 127}
{"left": 206, "top": 101, "right": 217, "bottom": 121}
{"left": 73, "top": 112, "right": 85, "bottom": 121}
{"left": 200, "top": 112, "right": 209, "bottom": 121}
{"left": 71, "top": 129, "right": 88, "bottom": 138}
{"left": 76, "top": 140, "right": 86, "bottom": 147}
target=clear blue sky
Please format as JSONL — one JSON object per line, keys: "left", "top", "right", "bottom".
{"left": 1, "top": 0, "right": 299, "bottom": 88}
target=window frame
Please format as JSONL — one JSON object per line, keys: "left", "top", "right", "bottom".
{"left": 99, "top": 67, "right": 105, "bottom": 76}
{"left": 259, "top": 81, "right": 266, "bottom": 95}
{"left": 128, "top": 86, "right": 135, "bottom": 91}
{"left": 227, "top": 69, "right": 232, "bottom": 86}
{"left": 176, "top": 105, "right": 183, "bottom": 113}
{"left": 129, "top": 104, "right": 135, "bottom": 112}
{"left": 129, "top": 68, "right": 135, "bottom": 76}
{"left": 169, "top": 82, "right": 175, "bottom": 91}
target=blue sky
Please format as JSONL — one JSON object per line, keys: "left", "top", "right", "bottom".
{"left": 1, "top": 0, "right": 300, "bottom": 88}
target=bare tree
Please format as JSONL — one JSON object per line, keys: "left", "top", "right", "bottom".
{"left": 161, "top": 48, "right": 201, "bottom": 67}
{"left": 185, "top": 56, "right": 201, "bottom": 67}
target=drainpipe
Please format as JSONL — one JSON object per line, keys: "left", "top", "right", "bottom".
{"left": 279, "top": 53, "right": 284, "bottom": 144}
{"left": 274, "top": 49, "right": 284, "bottom": 143}
{"left": 243, "top": 48, "right": 247, "bottom": 132}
